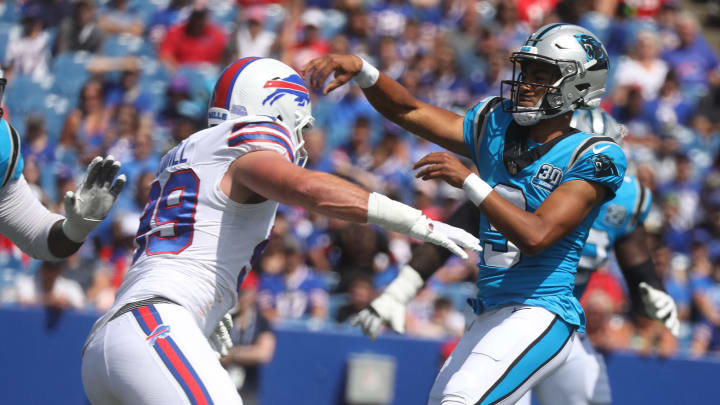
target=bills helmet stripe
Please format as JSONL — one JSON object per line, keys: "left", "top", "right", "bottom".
{"left": 263, "top": 79, "right": 308, "bottom": 93}
{"left": 211, "top": 57, "right": 261, "bottom": 110}
{"left": 132, "top": 306, "right": 214, "bottom": 405}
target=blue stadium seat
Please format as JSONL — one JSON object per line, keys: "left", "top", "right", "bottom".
{"left": 102, "top": 34, "right": 155, "bottom": 58}
{"left": 4, "top": 76, "right": 47, "bottom": 136}
{"left": 0, "top": 0, "right": 20, "bottom": 23}
{"left": 0, "top": 23, "right": 14, "bottom": 64}
{"left": 50, "top": 52, "right": 91, "bottom": 104}
{"left": 40, "top": 93, "right": 72, "bottom": 142}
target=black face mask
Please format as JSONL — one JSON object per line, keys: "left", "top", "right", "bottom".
{"left": 0, "top": 76, "right": 6, "bottom": 119}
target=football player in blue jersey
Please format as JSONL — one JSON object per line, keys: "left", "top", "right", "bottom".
{"left": 516, "top": 109, "right": 679, "bottom": 405}
{"left": 304, "top": 24, "right": 629, "bottom": 404}
{"left": 0, "top": 69, "right": 126, "bottom": 261}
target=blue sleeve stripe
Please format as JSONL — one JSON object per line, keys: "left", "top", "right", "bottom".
{"left": 1, "top": 120, "right": 20, "bottom": 188}
{"left": 228, "top": 133, "right": 294, "bottom": 161}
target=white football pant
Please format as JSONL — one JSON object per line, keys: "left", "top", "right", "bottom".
{"left": 428, "top": 305, "right": 576, "bottom": 405}
{"left": 516, "top": 332, "right": 611, "bottom": 405}
{"left": 81, "top": 302, "right": 243, "bottom": 405}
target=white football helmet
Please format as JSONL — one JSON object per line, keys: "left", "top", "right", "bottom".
{"left": 208, "top": 57, "right": 315, "bottom": 167}
{"left": 501, "top": 24, "right": 610, "bottom": 126}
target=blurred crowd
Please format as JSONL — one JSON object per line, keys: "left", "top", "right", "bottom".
{"left": 0, "top": 0, "right": 719, "bottom": 389}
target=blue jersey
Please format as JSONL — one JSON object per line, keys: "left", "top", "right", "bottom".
{"left": 574, "top": 175, "right": 652, "bottom": 296}
{"left": 0, "top": 117, "right": 24, "bottom": 189}
{"left": 463, "top": 97, "right": 627, "bottom": 331}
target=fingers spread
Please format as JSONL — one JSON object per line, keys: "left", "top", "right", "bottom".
{"left": 84, "top": 156, "right": 104, "bottom": 188}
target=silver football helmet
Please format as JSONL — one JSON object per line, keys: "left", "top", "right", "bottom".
{"left": 501, "top": 24, "right": 610, "bottom": 126}
{"left": 571, "top": 109, "right": 627, "bottom": 145}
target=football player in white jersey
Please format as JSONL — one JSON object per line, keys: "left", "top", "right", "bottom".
{"left": 80, "top": 57, "right": 481, "bottom": 405}
{"left": 0, "top": 68, "right": 125, "bottom": 262}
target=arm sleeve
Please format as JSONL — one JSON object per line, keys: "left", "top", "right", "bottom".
{"left": 227, "top": 121, "right": 296, "bottom": 164}
{"left": 0, "top": 176, "right": 64, "bottom": 260}
{"left": 562, "top": 141, "right": 627, "bottom": 201}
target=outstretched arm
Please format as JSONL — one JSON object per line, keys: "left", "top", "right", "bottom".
{"left": 228, "top": 151, "right": 480, "bottom": 258}
{"left": 352, "top": 200, "right": 480, "bottom": 339}
{"left": 415, "top": 152, "right": 607, "bottom": 256}
{"left": 615, "top": 225, "right": 679, "bottom": 336}
{"left": 0, "top": 156, "right": 125, "bottom": 260}
{"left": 302, "top": 54, "right": 467, "bottom": 156}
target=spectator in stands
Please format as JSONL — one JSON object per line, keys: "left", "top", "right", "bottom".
{"left": 342, "top": 7, "right": 372, "bottom": 55}
{"left": 613, "top": 30, "right": 668, "bottom": 101}
{"left": 378, "top": 36, "right": 405, "bottom": 80}
{"left": 4, "top": 5, "right": 50, "bottom": 81}
{"left": 98, "top": 0, "right": 144, "bottom": 37}
{"left": 61, "top": 79, "right": 111, "bottom": 161}
{"left": 228, "top": 12, "right": 278, "bottom": 60}
{"left": 105, "top": 66, "right": 154, "bottom": 115}
{"left": 408, "top": 296, "right": 465, "bottom": 339}
{"left": 221, "top": 272, "right": 276, "bottom": 404}
{"left": 662, "top": 12, "right": 720, "bottom": 99}
{"left": 54, "top": 0, "right": 104, "bottom": 55}
{"left": 336, "top": 272, "right": 375, "bottom": 323}
{"left": 21, "top": 115, "right": 53, "bottom": 166}
{"left": 287, "top": 9, "right": 331, "bottom": 71}
{"left": 159, "top": 8, "right": 227, "bottom": 72}
{"left": 258, "top": 238, "right": 329, "bottom": 322}
{"left": 689, "top": 246, "right": 720, "bottom": 356}
{"left": 12, "top": 260, "right": 85, "bottom": 310}
{"left": 147, "top": 0, "right": 192, "bottom": 44}
{"left": 492, "top": 0, "right": 530, "bottom": 50}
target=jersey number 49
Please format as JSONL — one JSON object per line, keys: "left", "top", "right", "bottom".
{"left": 133, "top": 170, "right": 200, "bottom": 263}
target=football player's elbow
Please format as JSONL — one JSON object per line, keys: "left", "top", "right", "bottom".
{"left": 517, "top": 231, "right": 552, "bottom": 256}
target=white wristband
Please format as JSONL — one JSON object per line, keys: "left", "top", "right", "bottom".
{"left": 383, "top": 264, "right": 424, "bottom": 304}
{"left": 463, "top": 173, "right": 493, "bottom": 206}
{"left": 353, "top": 57, "right": 380, "bottom": 88}
{"left": 367, "top": 192, "right": 422, "bottom": 235}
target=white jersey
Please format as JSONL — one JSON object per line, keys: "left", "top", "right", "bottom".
{"left": 113, "top": 116, "right": 298, "bottom": 335}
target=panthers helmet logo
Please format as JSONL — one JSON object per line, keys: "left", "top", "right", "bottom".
{"left": 574, "top": 34, "right": 609, "bottom": 70}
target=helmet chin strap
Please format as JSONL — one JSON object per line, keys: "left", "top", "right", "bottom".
{"left": 513, "top": 96, "right": 544, "bottom": 126}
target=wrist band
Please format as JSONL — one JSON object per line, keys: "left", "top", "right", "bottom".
{"left": 463, "top": 173, "right": 493, "bottom": 206}
{"left": 353, "top": 57, "right": 380, "bottom": 88}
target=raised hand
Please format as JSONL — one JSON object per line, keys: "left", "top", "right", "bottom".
{"left": 414, "top": 152, "right": 473, "bottom": 189}
{"left": 62, "top": 156, "right": 126, "bottom": 242}
{"left": 301, "top": 54, "right": 363, "bottom": 94}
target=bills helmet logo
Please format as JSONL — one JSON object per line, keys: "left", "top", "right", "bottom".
{"left": 146, "top": 324, "right": 171, "bottom": 346}
{"left": 262, "top": 74, "right": 310, "bottom": 107}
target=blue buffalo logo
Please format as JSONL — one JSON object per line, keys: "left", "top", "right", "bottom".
{"left": 262, "top": 75, "right": 310, "bottom": 107}
{"left": 146, "top": 324, "right": 171, "bottom": 346}
{"left": 574, "top": 34, "right": 609, "bottom": 70}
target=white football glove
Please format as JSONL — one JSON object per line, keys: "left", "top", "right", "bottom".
{"left": 62, "top": 156, "right": 126, "bottom": 242}
{"left": 352, "top": 265, "right": 423, "bottom": 340}
{"left": 639, "top": 282, "right": 680, "bottom": 337}
{"left": 208, "top": 314, "right": 234, "bottom": 358}
{"left": 367, "top": 192, "right": 481, "bottom": 259}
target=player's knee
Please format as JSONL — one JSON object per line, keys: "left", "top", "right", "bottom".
{"left": 440, "top": 370, "right": 478, "bottom": 405}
